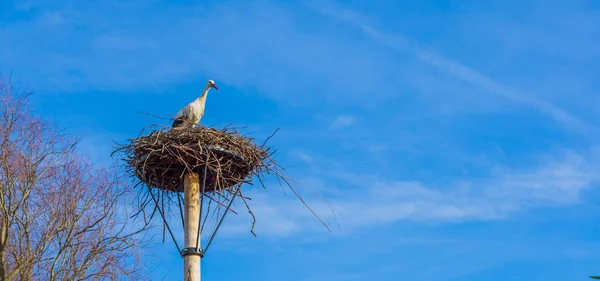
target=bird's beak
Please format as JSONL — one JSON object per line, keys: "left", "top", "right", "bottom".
{"left": 211, "top": 84, "right": 219, "bottom": 91}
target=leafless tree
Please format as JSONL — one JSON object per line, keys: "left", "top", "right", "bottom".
{"left": 0, "top": 76, "right": 152, "bottom": 281}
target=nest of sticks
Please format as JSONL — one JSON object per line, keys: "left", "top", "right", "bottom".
{"left": 119, "top": 126, "right": 269, "bottom": 193}
{"left": 113, "top": 124, "right": 330, "bottom": 238}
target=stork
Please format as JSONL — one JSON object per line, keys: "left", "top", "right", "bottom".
{"left": 172, "top": 79, "right": 219, "bottom": 128}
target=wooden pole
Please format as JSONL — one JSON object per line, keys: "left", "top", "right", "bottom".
{"left": 184, "top": 173, "right": 201, "bottom": 281}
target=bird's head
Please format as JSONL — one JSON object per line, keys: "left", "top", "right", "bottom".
{"left": 207, "top": 80, "right": 219, "bottom": 91}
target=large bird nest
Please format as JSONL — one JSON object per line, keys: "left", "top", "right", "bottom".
{"left": 113, "top": 124, "right": 331, "bottom": 240}
{"left": 120, "top": 126, "right": 269, "bottom": 193}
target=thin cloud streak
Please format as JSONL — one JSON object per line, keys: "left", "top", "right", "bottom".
{"left": 308, "top": 1, "right": 594, "bottom": 134}
{"left": 359, "top": 25, "right": 592, "bottom": 132}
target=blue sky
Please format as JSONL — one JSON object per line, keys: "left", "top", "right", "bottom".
{"left": 2, "top": 0, "right": 600, "bottom": 280}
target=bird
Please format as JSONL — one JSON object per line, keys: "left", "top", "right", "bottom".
{"left": 172, "top": 79, "right": 219, "bottom": 128}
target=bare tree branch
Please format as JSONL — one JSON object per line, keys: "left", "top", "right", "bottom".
{"left": 0, "top": 76, "right": 152, "bottom": 281}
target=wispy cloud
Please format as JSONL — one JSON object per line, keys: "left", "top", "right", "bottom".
{"left": 222, "top": 149, "right": 598, "bottom": 237}
{"left": 307, "top": 1, "right": 595, "bottom": 134}
{"left": 330, "top": 115, "right": 355, "bottom": 129}
{"left": 290, "top": 150, "right": 314, "bottom": 164}
{"left": 340, "top": 154, "right": 593, "bottom": 228}
{"left": 359, "top": 25, "right": 593, "bottom": 133}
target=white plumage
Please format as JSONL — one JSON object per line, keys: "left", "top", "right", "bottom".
{"left": 172, "top": 80, "right": 219, "bottom": 128}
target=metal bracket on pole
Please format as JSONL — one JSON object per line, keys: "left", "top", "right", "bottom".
{"left": 180, "top": 247, "right": 204, "bottom": 258}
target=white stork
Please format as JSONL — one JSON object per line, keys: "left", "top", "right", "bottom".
{"left": 172, "top": 79, "right": 219, "bottom": 128}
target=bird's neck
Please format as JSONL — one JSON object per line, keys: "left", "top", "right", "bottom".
{"left": 194, "top": 86, "right": 211, "bottom": 104}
